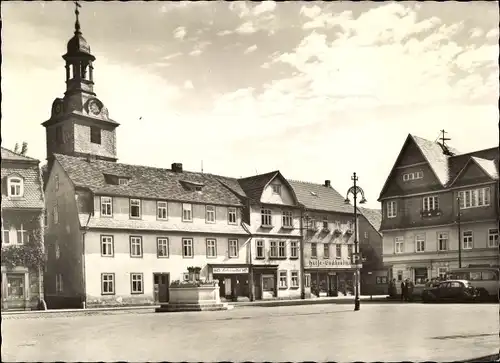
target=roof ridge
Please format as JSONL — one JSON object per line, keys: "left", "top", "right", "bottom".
{"left": 451, "top": 147, "right": 499, "bottom": 158}
{"left": 1, "top": 146, "right": 38, "bottom": 161}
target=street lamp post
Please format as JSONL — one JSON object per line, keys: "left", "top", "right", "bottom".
{"left": 344, "top": 172, "right": 367, "bottom": 312}
{"left": 300, "top": 210, "right": 311, "bottom": 300}
{"left": 457, "top": 196, "right": 462, "bottom": 268}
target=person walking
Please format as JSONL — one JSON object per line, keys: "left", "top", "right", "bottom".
{"left": 400, "top": 279, "right": 407, "bottom": 301}
{"left": 407, "top": 279, "right": 414, "bottom": 302}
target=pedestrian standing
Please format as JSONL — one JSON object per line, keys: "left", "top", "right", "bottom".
{"left": 400, "top": 279, "right": 407, "bottom": 301}
{"left": 407, "top": 279, "right": 414, "bottom": 302}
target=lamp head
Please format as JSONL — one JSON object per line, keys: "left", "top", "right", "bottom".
{"left": 344, "top": 198, "right": 351, "bottom": 205}
{"left": 360, "top": 197, "right": 367, "bottom": 204}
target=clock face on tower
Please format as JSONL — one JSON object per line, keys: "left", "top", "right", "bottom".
{"left": 89, "top": 100, "right": 101, "bottom": 115}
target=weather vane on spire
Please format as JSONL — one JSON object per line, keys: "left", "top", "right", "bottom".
{"left": 74, "top": 0, "right": 82, "bottom": 34}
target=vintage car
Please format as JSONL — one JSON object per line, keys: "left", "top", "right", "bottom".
{"left": 421, "top": 279, "right": 478, "bottom": 303}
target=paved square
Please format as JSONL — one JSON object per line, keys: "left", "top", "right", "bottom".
{"left": 2, "top": 303, "right": 498, "bottom": 362}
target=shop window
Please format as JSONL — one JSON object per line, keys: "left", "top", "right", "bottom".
{"left": 414, "top": 268, "right": 428, "bottom": 285}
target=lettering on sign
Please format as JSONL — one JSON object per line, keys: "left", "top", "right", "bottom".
{"left": 212, "top": 267, "right": 249, "bottom": 274}
{"left": 307, "top": 259, "right": 355, "bottom": 268}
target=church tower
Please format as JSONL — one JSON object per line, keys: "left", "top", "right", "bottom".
{"left": 42, "top": 2, "right": 119, "bottom": 164}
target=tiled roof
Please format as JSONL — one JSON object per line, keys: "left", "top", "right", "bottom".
{"left": 1, "top": 167, "right": 45, "bottom": 210}
{"left": 411, "top": 135, "right": 452, "bottom": 186}
{"left": 358, "top": 207, "right": 382, "bottom": 235}
{"left": 78, "top": 214, "right": 249, "bottom": 234}
{"left": 54, "top": 154, "right": 244, "bottom": 207}
{"left": 237, "top": 171, "right": 279, "bottom": 204}
{"left": 471, "top": 157, "right": 498, "bottom": 180}
{"left": 1, "top": 147, "right": 39, "bottom": 162}
{"left": 288, "top": 180, "right": 353, "bottom": 214}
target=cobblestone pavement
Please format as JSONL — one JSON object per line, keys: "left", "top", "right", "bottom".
{"left": 2, "top": 303, "right": 498, "bottom": 362}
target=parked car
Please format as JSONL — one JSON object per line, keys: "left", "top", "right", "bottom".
{"left": 421, "top": 279, "right": 478, "bottom": 303}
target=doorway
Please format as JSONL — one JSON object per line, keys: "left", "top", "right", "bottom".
{"left": 153, "top": 273, "right": 170, "bottom": 303}
{"left": 328, "top": 274, "right": 338, "bottom": 296}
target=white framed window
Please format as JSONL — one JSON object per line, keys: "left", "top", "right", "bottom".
{"left": 437, "top": 267, "right": 447, "bottom": 280}
{"left": 323, "top": 243, "right": 330, "bottom": 258}
{"left": 304, "top": 273, "right": 311, "bottom": 288}
{"left": 311, "top": 243, "right": 317, "bottom": 258}
{"left": 438, "top": 232, "right": 448, "bottom": 251}
{"left": 347, "top": 244, "right": 353, "bottom": 258}
{"left": 56, "top": 274, "right": 63, "bottom": 293}
{"left": 157, "top": 201, "right": 168, "bottom": 220}
{"left": 415, "top": 234, "right": 425, "bottom": 252}
{"left": 182, "top": 238, "right": 194, "bottom": 258}
{"left": 182, "top": 203, "right": 192, "bottom": 222}
{"left": 291, "top": 271, "right": 299, "bottom": 288}
{"left": 290, "top": 241, "right": 298, "bottom": 258}
{"left": 228, "top": 207, "right": 237, "bottom": 224}
{"left": 256, "top": 240, "right": 265, "bottom": 258}
{"left": 282, "top": 210, "right": 293, "bottom": 228}
{"left": 458, "top": 187, "right": 491, "bottom": 209}
{"left": 130, "top": 273, "right": 144, "bottom": 294}
{"left": 16, "top": 224, "right": 28, "bottom": 244}
{"left": 54, "top": 174, "right": 59, "bottom": 191}
{"left": 228, "top": 239, "right": 239, "bottom": 258}
{"left": 206, "top": 239, "right": 217, "bottom": 258}
{"left": 395, "top": 237, "right": 404, "bottom": 254}
{"left": 7, "top": 177, "right": 23, "bottom": 197}
{"left": 278, "top": 240, "right": 286, "bottom": 258}
{"left": 387, "top": 201, "right": 397, "bottom": 218}
{"left": 101, "top": 235, "right": 114, "bottom": 257}
{"left": 101, "top": 273, "right": 115, "bottom": 295}
{"left": 261, "top": 208, "right": 272, "bottom": 226}
{"left": 422, "top": 196, "right": 439, "bottom": 211}
{"left": 270, "top": 240, "right": 278, "bottom": 258}
{"left": 336, "top": 244, "right": 341, "bottom": 258}
{"left": 55, "top": 242, "right": 60, "bottom": 259}
{"left": 364, "top": 232, "right": 368, "bottom": 239}
{"left": 53, "top": 204, "right": 59, "bottom": 224}
{"left": 278, "top": 270, "right": 287, "bottom": 288}
{"left": 402, "top": 171, "right": 423, "bottom": 182}
{"left": 129, "top": 199, "right": 141, "bottom": 218}
{"left": 101, "top": 196, "right": 113, "bottom": 217}
{"left": 157, "top": 237, "right": 169, "bottom": 258}
{"left": 462, "top": 231, "right": 473, "bottom": 250}
{"left": 206, "top": 205, "right": 216, "bottom": 223}
{"left": 118, "top": 178, "right": 129, "bottom": 185}
{"left": 2, "top": 223, "right": 10, "bottom": 244}
{"left": 130, "top": 236, "right": 143, "bottom": 257}
{"left": 271, "top": 184, "right": 281, "bottom": 195}
{"left": 488, "top": 229, "right": 499, "bottom": 248}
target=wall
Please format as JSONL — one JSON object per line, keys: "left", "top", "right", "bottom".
{"left": 73, "top": 119, "right": 116, "bottom": 160}
{"left": 45, "top": 120, "right": 75, "bottom": 161}
{"left": 358, "top": 216, "right": 383, "bottom": 271}
{"left": 247, "top": 205, "right": 302, "bottom": 237}
{"left": 260, "top": 177, "right": 296, "bottom": 205}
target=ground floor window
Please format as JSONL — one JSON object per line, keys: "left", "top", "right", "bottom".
{"left": 56, "top": 273, "right": 64, "bottom": 293}
{"left": 437, "top": 267, "right": 447, "bottom": 279}
{"left": 397, "top": 270, "right": 403, "bottom": 281}
{"left": 6, "top": 274, "right": 24, "bottom": 300}
{"left": 304, "top": 274, "right": 311, "bottom": 288}
{"left": 101, "top": 273, "right": 115, "bottom": 295}
{"left": 414, "top": 268, "right": 428, "bottom": 285}
{"left": 131, "top": 273, "right": 144, "bottom": 294}
{"left": 290, "top": 271, "right": 299, "bottom": 288}
{"left": 278, "top": 270, "right": 288, "bottom": 289}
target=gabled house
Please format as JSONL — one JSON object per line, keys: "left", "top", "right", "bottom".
{"left": 378, "top": 133, "right": 499, "bottom": 288}
{"left": 1, "top": 148, "right": 45, "bottom": 311}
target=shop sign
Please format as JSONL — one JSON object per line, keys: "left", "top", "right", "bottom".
{"left": 307, "top": 259, "right": 354, "bottom": 268}
{"left": 213, "top": 267, "right": 249, "bottom": 274}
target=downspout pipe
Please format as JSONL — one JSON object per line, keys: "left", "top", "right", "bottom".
{"left": 299, "top": 207, "right": 306, "bottom": 300}
{"left": 241, "top": 221, "right": 254, "bottom": 301}
{"left": 81, "top": 212, "right": 91, "bottom": 309}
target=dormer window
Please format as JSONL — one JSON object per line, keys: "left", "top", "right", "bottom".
{"left": 90, "top": 126, "right": 101, "bottom": 144}
{"left": 180, "top": 180, "right": 205, "bottom": 192}
{"left": 118, "top": 178, "right": 129, "bottom": 186}
{"left": 271, "top": 184, "right": 281, "bottom": 195}
{"left": 8, "top": 177, "right": 23, "bottom": 197}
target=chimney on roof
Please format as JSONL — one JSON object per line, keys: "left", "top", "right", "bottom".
{"left": 324, "top": 180, "right": 331, "bottom": 187}
{"left": 171, "top": 163, "right": 183, "bottom": 173}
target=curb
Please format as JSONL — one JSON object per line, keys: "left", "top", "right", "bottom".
{"left": 230, "top": 297, "right": 393, "bottom": 308}
{"left": 2, "top": 305, "right": 158, "bottom": 317}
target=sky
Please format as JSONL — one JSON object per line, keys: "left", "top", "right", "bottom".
{"left": 2, "top": 1, "right": 499, "bottom": 209}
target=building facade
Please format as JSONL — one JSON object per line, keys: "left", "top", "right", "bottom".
{"left": 1, "top": 148, "right": 45, "bottom": 311}
{"left": 378, "top": 134, "right": 499, "bottom": 290}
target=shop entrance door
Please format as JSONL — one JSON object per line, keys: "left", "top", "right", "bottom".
{"left": 153, "top": 273, "right": 169, "bottom": 303}
{"left": 328, "top": 274, "right": 338, "bottom": 296}
{"left": 224, "top": 277, "right": 232, "bottom": 296}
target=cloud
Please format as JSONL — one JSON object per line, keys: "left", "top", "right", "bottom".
{"left": 469, "top": 28, "right": 483, "bottom": 38}
{"left": 173, "top": 26, "right": 187, "bottom": 40}
{"left": 184, "top": 80, "right": 194, "bottom": 89}
{"left": 235, "top": 21, "right": 257, "bottom": 34}
{"left": 244, "top": 44, "right": 258, "bottom": 54}
{"left": 253, "top": 1, "right": 277, "bottom": 16}
{"left": 229, "top": 1, "right": 250, "bottom": 18}
{"left": 189, "top": 49, "right": 202, "bottom": 56}
{"left": 300, "top": 5, "right": 322, "bottom": 19}
{"left": 162, "top": 52, "right": 183, "bottom": 60}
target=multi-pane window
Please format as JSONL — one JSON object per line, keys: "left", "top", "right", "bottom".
{"left": 387, "top": 201, "right": 397, "bottom": 218}
{"left": 206, "top": 239, "right": 217, "bottom": 258}
{"left": 2, "top": 223, "right": 10, "bottom": 244}
{"left": 157, "top": 201, "right": 168, "bottom": 220}
{"left": 438, "top": 232, "right": 448, "bottom": 251}
{"left": 56, "top": 274, "right": 64, "bottom": 293}
{"left": 101, "top": 235, "right": 114, "bottom": 256}
{"left": 228, "top": 207, "right": 237, "bottom": 224}
{"left": 55, "top": 242, "right": 61, "bottom": 259}
{"left": 130, "top": 236, "right": 143, "bottom": 257}
{"left": 422, "top": 196, "right": 439, "bottom": 211}
{"left": 101, "top": 273, "right": 115, "bottom": 295}
{"left": 437, "top": 267, "right": 447, "bottom": 280}
{"left": 55, "top": 174, "right": 60, "bottom": 191}
{"left": 16, "top": 224, "right": 28, "bottom": 244}
{"left": 462, "top": 231, "right": 473, "bottom": 250}
{"left": 278, "top": 240, "right": 286, "bottom": 258}
{"left": 256, "top": 240, "right": 265, "bottom": 258}
{"left": 322, "top": 217, "right": 329, "bottom": 229}
{"left": 335, "top": 244, "right": 342, "bottom": 258}
{"left": 157, "top": 237, "right": 169, "bottom": 258}
{"left": 488, "top": 229, "right": 499, "bottom": 248}
{"left": 323, "top": 243, "right": 329, "bottom": 258}
{"left": 304, "top": 274, "right": 311, "bottom": 288}
{"left": 261, "top": 208, "right": 272, "bottom": 226}
{"left": 101, "top": 196, "right": 112, "bottom": 216}
{"left": 228, "top": 239, "right": 239, "bottom": 258}
{"left": 402, "top": 171, "right": 423, "bottom": 181}
{"left": 182, "top": 238, "right": 194, "bottom": 258}
{"left": 90, "top": 126, "right": 101, "bottom": 144}
{"left": 271, "top": 184, "right": 281, "bottom": 195}
{"left": 290, "top": 241, "right": 298, "bottom": 258}
{"left": 270, "top": 240, "right": 278, "bottom": 258}
{"left": 458, "top": 188, "right": 491, "bottom": 209}
{"left": 130, "top": 273, "right": 144, "bottom": 294}
{"left": 291, "top": 271, "right": 299, "bottom": 288}
{"left": 311, "top": 243, "right": 317, "bottom": 258}
{"left": 118, "top": 178, "right": 129, "bottom": 185}
{"left": 206, "top": 205, "right": 216, "bottom": 223}
{"left": 130, "top": 199, "right": 141, "bottom": 218}
{"left": 282, "top": 211, "right": 293, "bottom": 228}
{"left": 415, "top": 235, "right": 425, "bottom": 252}
{"left": 54, "top": 204, "right": 59, "bottom": 224}
{"left": 395, "top": 237, "right": 404, "bottom": 254}
{"left": 347, "top": 244, "right": 353, "bottom": 258}
{"left": 182, "top": 203, "right": 192, "bottom": 222}
{"left": 278, "top": 270, "right": 287, "bottom": 288}
{"left": 8, "top": 177, "right": 23, "bottom": 197}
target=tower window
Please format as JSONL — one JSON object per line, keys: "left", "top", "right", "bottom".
{"left": 90, "top": 126, "right": 101, "bottom": 144}
{"left": 56, "top": 126, "right": 63, "bottom": 144}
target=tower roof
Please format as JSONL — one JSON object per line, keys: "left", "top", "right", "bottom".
{"left": 64, "top": 1, "right": 94, "bottom": 58}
